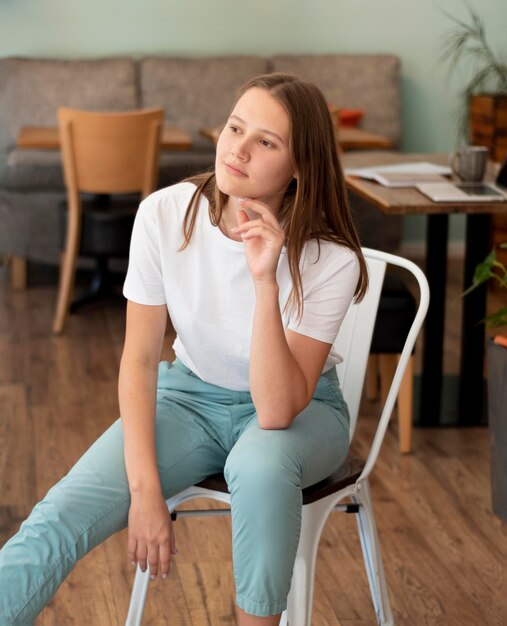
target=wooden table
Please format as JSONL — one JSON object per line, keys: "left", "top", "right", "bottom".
{"left": 343, "top": 151, "right": 507, "bottom": 426}
{"left": 17, "top": 126, "right": 192, "bottom": 151}
{"left": 200, "top": 125, "right": 393, "bottom": 151}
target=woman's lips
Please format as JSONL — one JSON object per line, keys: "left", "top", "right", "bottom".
{"left": 224, "top": 162, "right": 247, "bottom": 176}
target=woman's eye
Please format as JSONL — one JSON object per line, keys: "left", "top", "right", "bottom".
{"left": 229, "top": 125, "right": 240, "bottom": 134}
{"left": 260, "top": 139, "right": 274, "bottom": 148}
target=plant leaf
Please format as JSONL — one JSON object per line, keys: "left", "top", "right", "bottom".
{"left": 484, "top": 307, "right": 507, "bottom": 328}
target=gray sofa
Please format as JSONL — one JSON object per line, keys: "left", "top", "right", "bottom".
{"left": 0, "top": 54, "right": 401, "bottom": 272}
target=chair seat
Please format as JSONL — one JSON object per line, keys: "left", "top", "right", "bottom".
{"left": 371, "top": 272, "right": 416, "bottom": 353}
{"left": 59, "top": 194, "right": 139, "bottom": 257}
{"left": 195, "top": 455, "right": 365, "bottom": 506}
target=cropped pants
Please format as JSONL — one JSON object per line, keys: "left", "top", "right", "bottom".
{"left": 0, "top": 359, "right": 350, "bottom": 624}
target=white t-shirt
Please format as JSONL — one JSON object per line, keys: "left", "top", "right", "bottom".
{"left": 123, "top": 182, "right": 360, "bottom": 391}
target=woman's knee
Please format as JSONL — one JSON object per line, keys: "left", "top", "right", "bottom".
{"left": 224, "top": 432, "right": 302, "bottom": 493}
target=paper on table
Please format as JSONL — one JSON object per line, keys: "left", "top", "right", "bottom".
{"left": 345, "top": 161, "right": 453, "bottom": 180}
{"left": 369, "top": 172, "right": 449, "bottom": 188}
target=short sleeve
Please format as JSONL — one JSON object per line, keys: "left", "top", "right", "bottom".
{"left": 287, "top": 245, "right": 360, "bottom": 344}
{"left": 123, "top": 197, "right": 166, "bottom": 305}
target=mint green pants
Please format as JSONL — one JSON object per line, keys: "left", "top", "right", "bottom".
{"left": 0, "top": 359, "right": 350, "bottom": 623}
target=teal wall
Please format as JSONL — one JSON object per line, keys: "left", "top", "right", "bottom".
{"left": 1, "top": 0, "right": 506, "bottom": 243}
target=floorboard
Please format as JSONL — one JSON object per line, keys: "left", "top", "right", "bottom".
{"left": 0, "top": 259, "right": 505, "bottom": 625}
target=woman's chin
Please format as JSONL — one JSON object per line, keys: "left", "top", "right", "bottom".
{"left": 215, "top": 175, "right": 248, "bottom": 198}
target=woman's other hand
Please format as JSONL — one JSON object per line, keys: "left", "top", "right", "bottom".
{"left": 127, "top": 489, "right": 177, "bottom": 579}
{"left": 233, "top": 198, "right": 285, "bottom": 283}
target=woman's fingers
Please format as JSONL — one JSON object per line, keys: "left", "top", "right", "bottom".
{"left": 136, "top": 542, "right": 148, "bottom": 573}
{"left": 129, "top": 536, "right": 176, "bottom": 579}
{"left": 127, "top": 498, "right": 175, "bottom": 579}
{"left": 233, "top": 219, "right": 283, "bottom": 240}
{"left": 159, "top": 542, "right": 171, "bottom": 579}
{"left": 235, "top": 222, "right": 284, "bottom": 244}
{"left": 240, "top": 226, "right": 282, "bottom": 242}
{"left": 239, "top": 198, "right": 280, "bottom": 230}
{"left": 127, "top": 536, "right": 137, "bottom": 567}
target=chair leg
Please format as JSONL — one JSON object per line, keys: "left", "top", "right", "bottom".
{"left": 125, "top": 566, "right": 151, "bottom": 626}
{"left": 53, "top": 236, "right": 80, "bottom": 334}
{"left": 366, "top": 355, "right": 380, "bottom": 401}
{"left": 397, "top": 355, "right": 414, "bottom": 454}
{"left": 379, "top": 353, "right": 414, "bottom": 453}
{"left": 354, "top": 480, "right": 394, "bottom": 626}
{"left": 378, "top": 354, "right": 397, "bottom": 407}
{"left": 286, "top": 497, "right": 330, "bottom": 626}
{"left": 11, "top": 255, "right": 27, "bottom": 290}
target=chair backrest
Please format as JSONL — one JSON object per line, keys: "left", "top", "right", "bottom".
{"left": 58, "top": 107, "right": 164, "bottom": 199}
{"left": 334, "top": 248, "right": 429, "bottom": 474}
{"left": 335, "top": 250, "right": 386, "bottom": 433}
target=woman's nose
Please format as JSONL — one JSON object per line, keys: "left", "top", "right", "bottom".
{"left": 232, "top": 138, "right": 250, "bottom": 161}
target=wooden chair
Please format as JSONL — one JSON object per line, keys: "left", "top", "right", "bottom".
{"left": 125, "top": 248, "right": 430, "bottom": 626}
{"left": 52, "top": 107, "right": 163, "bottom": 334}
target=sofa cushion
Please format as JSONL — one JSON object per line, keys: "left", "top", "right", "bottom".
{"left": 0, "top": 57, "right": 138, "bottom": 158}
{"left": 140, "top": 56, "right": 269, "bottom": 150}
{"left": 3, "top": 149, "right": 64, "bottom": 191}
{"left": 0, "top": 189, "right": 65, "bottom": 262}
{"left": 271, "top": 55, "right": 401, "bottom": 146}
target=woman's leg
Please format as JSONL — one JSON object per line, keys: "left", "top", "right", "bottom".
{"left": 236, "top": 607, "right": 282, "bottom": 625}
{"left": 0, "top": 362, "right": 229, "bottom": 626}
{"left": 224, "top": 373, "right": 350, "bottom": 618}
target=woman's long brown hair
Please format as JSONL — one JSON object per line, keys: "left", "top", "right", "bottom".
{"left": 180, "top": 72, "right": 368, "bottom": 319}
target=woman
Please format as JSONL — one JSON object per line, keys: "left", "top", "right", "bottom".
{"left": 0, "top": 73, "right": 367, "bottom": 625}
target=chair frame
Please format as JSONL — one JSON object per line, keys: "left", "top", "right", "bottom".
{"left": 125, "top": 248, "right": 429, "bottom": 626}
{"left": 53, "top": 107, "right": 163, "bottom": 335}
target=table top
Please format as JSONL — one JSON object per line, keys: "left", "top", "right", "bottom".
{"left": 17, "top": 126, "right": 192, "bottom": 151}
{"left": 342, "top": 151, "right": 507, "bottom": 215}
{"left": 200, "top": 125, "right": 393, "bottom": 151}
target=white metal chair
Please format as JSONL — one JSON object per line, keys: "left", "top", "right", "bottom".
{"left": 125, "top": 248, "right": 430, "bottom": 626}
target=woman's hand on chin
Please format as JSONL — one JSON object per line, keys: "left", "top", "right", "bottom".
{"left": 233, "top": 198, "right": 284, "bottom": 284}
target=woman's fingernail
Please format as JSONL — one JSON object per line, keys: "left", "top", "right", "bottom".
{"left": 130, "top": 561, "right": 136, "bottom": 567}
{"left": 150, "top": 574, "right": 156, "bottom": 581}
{"left": 231, "top": 227, "right": 238, "bottom": 232}
{"left": 162, "top": 573, "right": 168, "bottom": 580}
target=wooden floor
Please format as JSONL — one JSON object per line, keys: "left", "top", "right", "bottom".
{"left": 0, "top": 259, "right": 506, "bottom": 625}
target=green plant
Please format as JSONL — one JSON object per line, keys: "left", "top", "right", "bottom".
{"left": 439, "top": 5, "right": 507, "bottom": 142}
{"left": 463, "top": 243, "right": 507, "bottom": 328}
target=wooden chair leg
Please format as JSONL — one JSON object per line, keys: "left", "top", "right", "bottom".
{"left": 378, "top": 354, "right": 397, "bottom": 407}
{"left": 379, "top": 353, "right": 414, "bottom": 454}
{"left": 366, "top": 354, "right": 380, "bottom": 401}
{"left": 53, "top": 246, "right": 79, "bottom": 335}
{"left": 397, "top": 354, "right": 414, "bottom": 454}
{"left": 11, "top": 256, "right": 27, "bottom": 290}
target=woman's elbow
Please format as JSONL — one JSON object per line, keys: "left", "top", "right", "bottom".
{"left": 258, "top": 414, "right": 292, "bottom": 430}
{"left": 256, "top": 400, "right": 308, "bottom": 430}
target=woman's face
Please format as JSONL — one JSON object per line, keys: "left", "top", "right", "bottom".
{"left": 215, "top": 87, "right": 296, "bottom": 210}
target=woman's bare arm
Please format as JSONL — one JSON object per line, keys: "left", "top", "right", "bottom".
{"left": 119, "top": 300, "right": 176, "bottom": 579}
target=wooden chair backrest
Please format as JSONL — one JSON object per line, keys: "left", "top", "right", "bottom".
{"left": 58, "top": 107, "right": 164, "bottom": 199}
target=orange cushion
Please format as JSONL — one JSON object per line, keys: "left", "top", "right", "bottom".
{"left": 338, "top": 109, "right": 364, "bottom": 127}
{"left": 327, "top": 104, "right": 364, "bottom": 128}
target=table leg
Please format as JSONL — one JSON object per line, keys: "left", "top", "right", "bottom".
{"left": 458, "top": 213, "right": 489, "bottom": 424}
{"left": 419, "top": 214, "right": 448, "bottom": 425}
